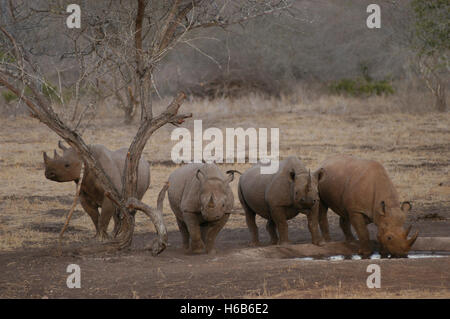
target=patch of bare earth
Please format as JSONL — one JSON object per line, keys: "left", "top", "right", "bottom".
{"left": 0, "top": 96, "right": 449, "bottom": 298}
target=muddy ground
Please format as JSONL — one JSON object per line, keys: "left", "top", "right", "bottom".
{"left": 1, "top": 217, "right": 449, "bottom": 298}
{"left": 0, "top": 96, "right": 449, "bottom": 298}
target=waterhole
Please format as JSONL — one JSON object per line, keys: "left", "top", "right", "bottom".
{"left": 294, "top": 251, "right": 450, "bottom": 261}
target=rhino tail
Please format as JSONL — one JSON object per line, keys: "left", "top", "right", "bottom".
{"left": 157, "top": 181, "right": 169, "bottom": 212}
{"left": 226, "top": 169, "right": 242, "bottom": 180}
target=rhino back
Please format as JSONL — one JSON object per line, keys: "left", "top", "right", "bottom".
{"left": 78, "top": 145, "right": 121, "bottom": 204}
{"left": 168, "top": 163, "right": 232, "bottom": 215}
{"left": 111, "top": 148, "right": 150, "bottom": 199}
{"left": 264, "top": 156, "right": 308, "bottom": 207}
{"left": 318, "top": 155, "right": 400, "bottom": 220}
{"left": 239, "top": 165, "right": 273, "bottom": 217}
{"left": 167, "top": 163, "right": 204, "bottom": 214}
{"left": 89, "top": 145, "right": 123, "bottom": 191}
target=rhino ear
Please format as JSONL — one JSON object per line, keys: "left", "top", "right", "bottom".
{"left": 43, "top": 151, "right": 50, "bottom": 164}
{"left": 53, "top": 149, "right": 60, "bottom": 159}
{"left": 401, "top": 201, "right": 412, "bottom": 212}
{"left": 58, "top": 140, "right": 68, "bottom": 151}
{"left": 196, "top": 169, "right": 206, "bottom": 184}
{"left": 380, "top": 201, "right": 386, "bottom": 216}
{"left": 313, "top": 168, "right": 324, "bottom": 182}
{"left": 289, "top": 169, "right": 295, "bottom": 181}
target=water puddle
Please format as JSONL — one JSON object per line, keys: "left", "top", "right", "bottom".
{"left": 294, "top": 251, "right": 450, "bottom": 261}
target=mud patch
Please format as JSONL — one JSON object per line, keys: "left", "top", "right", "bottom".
{"left": 294, "top": 251, "right": 450, "bottom": 261}
{"left": 235, "top": 237, "right": 450, "bottom": 260}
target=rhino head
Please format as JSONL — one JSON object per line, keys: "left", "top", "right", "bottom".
{"left": 43, "top": 141, "right": 82, "bottom": 183}
{"left": 376, "top": 201, "right": 419, "bottom": 257}
{"left": 196, "top": 168, "right": 234, "bottom": 222}
{"left": 290, "top": 168, "right": 322, "bottom": 209}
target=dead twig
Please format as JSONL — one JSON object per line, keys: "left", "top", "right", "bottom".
{"left": 57, "top": 163, "right": 85, "bottom": 255}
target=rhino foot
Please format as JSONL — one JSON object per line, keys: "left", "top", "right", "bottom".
{"left": 189, "top": 248, "right": 205, "bottom": 255}
{"left": 323, "top": 236, "right": 332, "bottom": 242}
{"left": 312, "top": 239, "right": 325, "bottom": 247}
{"left": 94, "top": 231, "right": 111, "bottom": 242}
{"left": 278, "top": 240, "right": 292, "bottom": 246}
{"left": 358, "top": 248, "right": 372, "bottom": 259}
{"left": 248, "top": 241, "right": 261, "bottom": 247}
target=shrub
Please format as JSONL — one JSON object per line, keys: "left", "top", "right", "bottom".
{"left": 330, "top": 77, "right": 394, "bottom": 97}
{"left": 2, "top": 90, "right": 18, "bottom": 103}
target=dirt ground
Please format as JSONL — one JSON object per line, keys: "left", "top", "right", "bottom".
{"left": 0, "top": 94, "right": 449, "bottom": 298}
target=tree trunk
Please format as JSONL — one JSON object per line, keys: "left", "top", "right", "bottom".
{"left": 435, "top": 84, "right": 447, "bottom": 112}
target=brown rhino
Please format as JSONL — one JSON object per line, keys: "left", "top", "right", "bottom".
{"left": 238, "top": 156, "right": 323, "bottom": 246}
{"left": 159, "top": 163, "right": 236, "bottom": 254}
{"left": 43, "top": 142, "right": 150, "bottom": 240}
{"left": 316, "top": 155, "right": 418, "bottom": 258}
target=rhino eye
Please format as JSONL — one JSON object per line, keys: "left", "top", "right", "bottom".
{"left": 65, "top": 163, "right": 70, "bottom": 168}
{"left": 387, "top": 236, "right": 392, "bottom": 241}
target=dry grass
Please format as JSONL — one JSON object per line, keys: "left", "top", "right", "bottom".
{"left": 252, "top": 287, "right": 450, "bottom": 299}
{"left": 0, "top": 92, "right": 448, "bottom": 251}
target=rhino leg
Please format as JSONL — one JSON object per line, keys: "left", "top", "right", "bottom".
{"left": 270, "top": 207, "right": 290, "bottom": 245}
{"left": 349, "top": 212, "right": 372, "bottom": 258}
{"left": 203, "top": 213, "right": 230, "bottom": 254}
{"left": 307, "top": 203, "right": 324, "bottom": 246}
{"left": 176, "top": 217, "right": 190, "bottom": 251}
{"left": 266, "top": 219, "right": 278, "bottom": 245}
{"left": 183, "top": 212, "right": 205, "bottom": 254}
{"left": 318, "top": 201, "right": 331, "bottom": 242}
{"left": 378, "top": 243, "right": 390, "bottom": 258}
{"left": 79, "top": 194, "right": 100, "bottom": 237}
{"left": 339, "top": 216, "right": 356, "bottom": 242}
{"left": 244, "top": 209, "right": 260, "bottom": 246}
{"left": 97, "top": 198, "right": 115, "bottom": 241}
{"left": 240, "top": 189, "right": 260, "bottom": 246}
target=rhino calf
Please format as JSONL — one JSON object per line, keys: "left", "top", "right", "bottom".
{"left": 238, "top": 156, "right": 323, "bottom": 246}
{"left": 160, "top": 163, "right": 236, "bottom": 254}
{"left": 316, "top": 155, "right": 418, "bottom": 258}
{"left": 43, "top": 142, "right": 150, "bottom": 240}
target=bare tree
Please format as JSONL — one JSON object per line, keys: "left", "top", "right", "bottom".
{"left": 410, "top": 0, "right": 448, "bottom": 111}
{"left": 0, "top": 0, "right": 291, "bottom": 251}
{"left": 53, "top": 0, "right": 293, "bottom": 123}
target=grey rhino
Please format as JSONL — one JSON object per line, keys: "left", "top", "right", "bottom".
{"left": 316, "top": 155, "right": 418, "bottom": 258}
{"left": 160, "top": 163, "right": 236, "bottom": 254}
{"left": 238, "top": 156, "right": 323, "bottom": 246}
{"left": 43, "top": 142, "right": 150, "bottom": 240}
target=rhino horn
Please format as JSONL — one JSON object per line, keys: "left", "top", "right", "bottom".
{"left": 306, "top": 169, "right": 312, "bottom": 190}
{"left": 207, "top": 194, "right": 215, "bottom": 208}
{"left": 58, "top": 140, "right": 68, "bottom": 151}
{"left": 43, "top": 151, "right": 50, "bottom": 163}
{"left": 407, "top": 231, "right": 419, "bottom": 248}
{"left": 53, "top": 149, "right": 60, "bottom": 159}
{"left": 404, "top": 225, "right": 412, "bottom": 238}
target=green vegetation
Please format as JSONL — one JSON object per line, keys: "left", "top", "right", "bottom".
{"left": 2, "top": 81, "right": 63, "bottom": 104}
{"left": 330, "top": 64, "right": 394, "bottom": 97}
{"left": 2, "top": 90, "right": 18, "bottom": 103}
